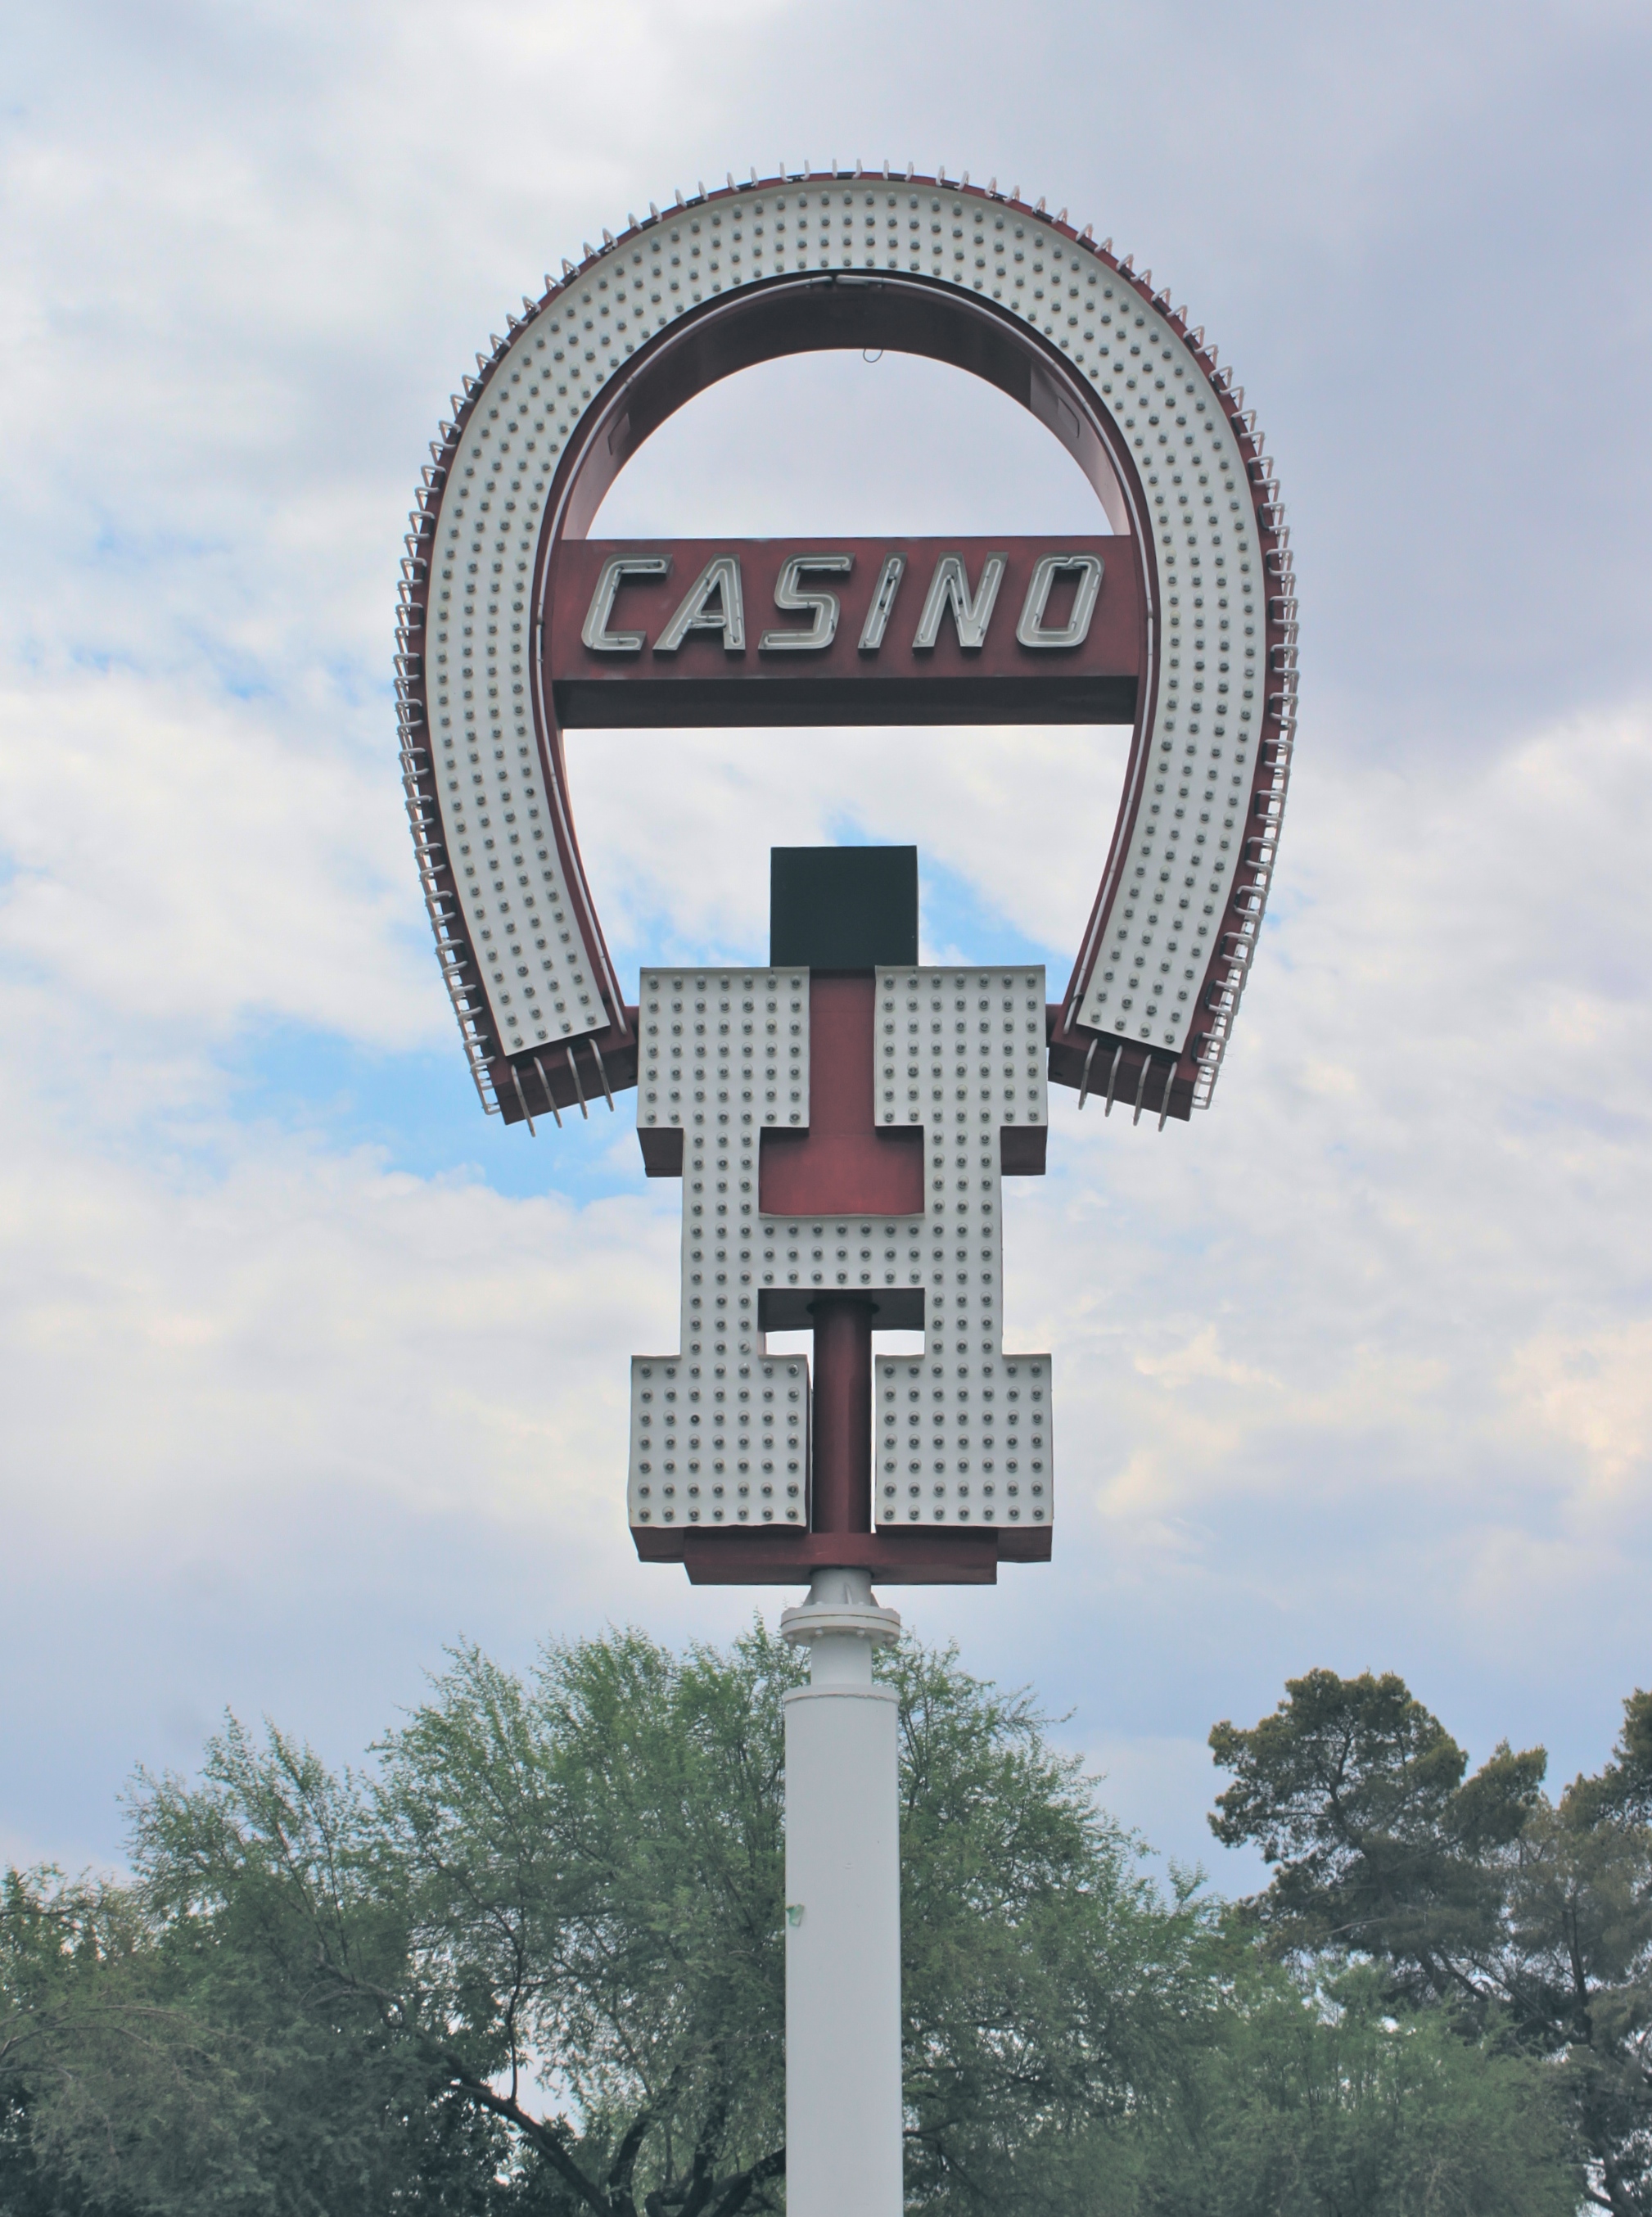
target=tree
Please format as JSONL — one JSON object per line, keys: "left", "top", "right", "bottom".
{"left": 1210, "top": 1671, "right": 1652, "bottom": 2215}
{"left": 6, "top": 1627, "right": 1201, "bottom": 2217}
{"left": 0, "top": 1867, "right": 145, "bottom": 2217}
{"left": 0, "top": 1636, "right": 1600, "bottom": 2216}
{"left": 890, "top": 1638, "right": 1212, "bottom": 2213}
{"left": 3, "top": 1774, "right": 532, "bottom": 2216}
{"left": 1154, "top": 1955, "right": 1576, "bottom": 2217}
{"left": 1207, "top": 1667, "right": 1545, "bottom": 1997}
{"left": 372, "top": 1623, "right": 795, "bottom": 2217}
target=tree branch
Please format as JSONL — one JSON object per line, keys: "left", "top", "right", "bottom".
{"left": 674, "top": 2093, "right": 729, "bottom": 2217}
{"left": 449, "top": 2067, "right": 612, "bottom": 2217}
{"left": 705, "top": 2147, "right": 784, "bottom": 2217}
{"left": 604, "top": 2087, "right": 667, "bottom": 2214}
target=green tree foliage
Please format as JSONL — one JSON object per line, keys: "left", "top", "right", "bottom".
{"left": 1211, "top": 1671, "right": 1652, "bottom": 2215}
{"left": 0, "top": 1869, "right": 146, "bottom": 2217}
{"left": 373, "top": 1623, "right": 796, "bottom": 2217}
{"left": 0, "top": 1634, "right": 1598, "bottom": 2217}
{"left": 2, "top": 1759, "right": 537, "bottom": 2217}
{"left": 1137, "top": 1958, "right": 1574, "bottom": 2217}
{"left": 889, "top": 1640, "right": 1210, "bottom": 2211}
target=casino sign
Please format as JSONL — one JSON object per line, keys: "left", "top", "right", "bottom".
{"left": 393, "top": 167, "right": 1296, "bottom": 1583}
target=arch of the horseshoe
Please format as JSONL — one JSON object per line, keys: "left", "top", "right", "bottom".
{"left": 395, "top": 171, "right": 1297, "bottom": 1586}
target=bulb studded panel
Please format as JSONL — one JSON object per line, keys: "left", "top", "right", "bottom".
{"left": 425, "top": 418, "right": 604, "bottom": 1053}
{"left": 409, "top": 176, "right": 1284, "bottom": 1094}
{"left": 872, "top": 966, "right": 1052, "bottom": 1533}
{"left": 630, "top": 968, "right": 813, "bottom": 1534}
{"left": 627, "top": 964, "right": 1052, "bottom": 1536}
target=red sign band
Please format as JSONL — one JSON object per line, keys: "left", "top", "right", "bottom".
{"left": 549, "top": 536, "right": 1138, "bottom": 727}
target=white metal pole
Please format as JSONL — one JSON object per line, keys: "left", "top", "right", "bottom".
{"left": 781, "top": 1567, "right": 903, "bottom": 2217}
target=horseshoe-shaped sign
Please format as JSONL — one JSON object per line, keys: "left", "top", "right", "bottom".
{"left": 394, "top": 170, "right": 1296, "bottom": 1133}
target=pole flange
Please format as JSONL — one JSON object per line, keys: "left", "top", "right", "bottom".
{"left": 781, "top": 1566, "right": 901, "bottom": 1650}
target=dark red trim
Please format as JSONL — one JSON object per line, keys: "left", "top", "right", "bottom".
{"left": 758, "top": 976, "right": 926, "bottom": 1217}
{"left": 548, "top": 535, "right": 1137, "bottom": 728}
{"left": 512, "top": 247, "right": 1158, "bottom": 1122}
{"left": 630, "top": 1524, "right": 1051, "bottom": 1585}
{"left": 808, "top": 1295, "right": 875, "bottom": 1536}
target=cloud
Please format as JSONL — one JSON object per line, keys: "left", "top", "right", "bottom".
{"left": 0, "top": 671, "right": 435, "bottom": 1047}
{"left": 5, "top": 693, "right": 1650, "bottom": 1867}
{"left": 0, "top": 1118, "right": 673, "bottom": 1551}
{"left": 2, "top": 0, "right": 1651, "bottom": 1877}
{"left": 1025, "top": 704, "right": 1652, "bottom": 1551}
{"left": 1506, "top": 1321, "right": 1652, "bottom": 1497}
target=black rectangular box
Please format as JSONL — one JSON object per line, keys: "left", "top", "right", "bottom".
{"left": 770, "top": 846, "right": 919, "bottom": 969}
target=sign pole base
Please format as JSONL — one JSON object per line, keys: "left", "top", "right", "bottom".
{"left": 781, "top": 1569, "right": 903, "bottom": 2217}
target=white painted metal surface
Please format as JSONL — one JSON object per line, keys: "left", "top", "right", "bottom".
{"left": 782, "top": 1569, "right": 904, "bottom": 2217}
{"left": 871, "top": 965, "right": 1052, "bottom": 1529}
{"left": 627, "top": 964, "right": 1052, "bottom": 1533}
{"left": 423, "top": 397, "right": 607, "bottom": 1055}
{"left": 628, "top": 966, "right": 812, "bottom": 1532}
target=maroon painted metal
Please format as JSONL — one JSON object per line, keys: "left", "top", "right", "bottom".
{"left": 809, "top": 1296, "right": 875, "bottom": 1536}
{"left": 548, "top": 536, "right": 1138, "bottom": 728}
{"left": 629, "top": 1526, "right": 1052, "bottom": 1586}
{"left": 760, "top": 977, "right": 925, "bottom": 1218}
{"left": 1045, "top": 1003, "right": 1195, "bottom": 1124}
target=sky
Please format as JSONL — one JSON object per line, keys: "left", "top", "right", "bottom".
{"left": 2, "top": 0, "right": 1650, "bottom": 1891}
